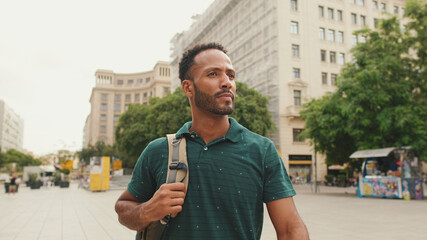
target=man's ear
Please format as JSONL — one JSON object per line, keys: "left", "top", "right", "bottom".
{"left": 182, "top": 80, "right": 194, "bottom": 98}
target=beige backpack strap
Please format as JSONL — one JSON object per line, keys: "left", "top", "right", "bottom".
{"left": 165, "top": 134, "right": 188, "bottom": 219}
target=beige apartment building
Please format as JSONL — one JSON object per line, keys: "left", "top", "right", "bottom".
{"left": 84, "top": 61, "right": 171, "bottom": 147}
{"left": 170, "top": 0, "right": 408, "bottom": 181}
{"left": 0, "top": 99, "right": 24, "bottom": 152}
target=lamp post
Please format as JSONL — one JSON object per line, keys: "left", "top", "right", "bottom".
{"left": 314, "top": 141, "right": 319, "bottom": 193}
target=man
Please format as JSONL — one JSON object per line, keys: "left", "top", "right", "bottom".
{"left": 115, "top": 42, "right": 309, "bottom": 239}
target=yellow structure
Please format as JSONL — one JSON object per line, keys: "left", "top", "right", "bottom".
{"left": 61, "top": 160, "right": 73, "bottom": 171}
{"left": 112, "top": 160, "right": 122, "bottom": 171}
{"left": 89, "top": 156, "right": 110, "bottom": 191}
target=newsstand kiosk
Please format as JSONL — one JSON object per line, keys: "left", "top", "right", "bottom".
{"left": 350, "top": 147, "right": 423, "bottom": 200}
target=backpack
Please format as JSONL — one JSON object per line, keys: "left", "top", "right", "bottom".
{"left": 136, "top": 134, "right": 188, "bottom": 240}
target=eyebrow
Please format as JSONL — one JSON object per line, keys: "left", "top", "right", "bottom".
{"left": 204, "top": 67, "right": 236, "bottom": 73}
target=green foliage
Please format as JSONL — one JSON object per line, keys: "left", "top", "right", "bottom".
{"left": 301, "top": 0, "right": 427, "bottom": 165}
{"left": 59, "top": 169, "right": 70, "bottom": 175}
{"left": 27, "top": 172, "right": 39, "bottom": 183}
{"left": 78, "top": 141, "right": 119, "bottom": 166}
{"left": 231, "top": 82, "right": 275, "bottom": 136}
{"left": 115, "top": 82, "right": 274, "bottom": 168}
{"left": 0, "top": 148, "right": 42, "bottom": 170}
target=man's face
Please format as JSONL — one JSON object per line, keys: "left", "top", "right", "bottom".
{"left": 189, "top": 49, "right": 236, "bottom": 115}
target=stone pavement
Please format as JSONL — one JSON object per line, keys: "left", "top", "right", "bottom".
{"left": 0, "top": 179, "right": 426, "bottom": 240}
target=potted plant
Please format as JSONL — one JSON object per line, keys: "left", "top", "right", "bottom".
{"left": 53, "top": 172, "right": 61, "bottom": 186}
{"left": 59, "top": 169, "right": 70, "bottom": 188}
{"left": 28, "top": 173, "right": 42, "bottom": 189}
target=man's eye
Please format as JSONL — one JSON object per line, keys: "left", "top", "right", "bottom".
{"left": 208, "top": 72, "right": 217, "bottom": 76}
{"left": 228, "top": 74, "right": 235, "bottom": 79}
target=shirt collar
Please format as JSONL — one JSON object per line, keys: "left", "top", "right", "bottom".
{"left": 176, "top": 117, "right": 244, "bottom": 143}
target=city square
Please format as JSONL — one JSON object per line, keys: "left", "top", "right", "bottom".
{"left": 1, "top": 178, "right": 426, "bottom": 240}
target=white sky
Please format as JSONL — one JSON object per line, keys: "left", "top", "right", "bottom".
{"left": 0, "top": 0, "right": 213, "bottom": 156}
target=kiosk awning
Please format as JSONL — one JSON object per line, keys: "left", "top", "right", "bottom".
{"left": 349, "top": 147, "right": 395, "bottom": 159}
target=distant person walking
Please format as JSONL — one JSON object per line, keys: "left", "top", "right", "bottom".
{"left": 8, "top": 173, "right": 17, "bottom": 194}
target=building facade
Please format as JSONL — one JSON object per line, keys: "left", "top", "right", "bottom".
{"left": 170, "top": 0, "right": 408, "bottom": 181}
{"left": 84, "top": 61, "right": 171, "bottom": 147}
{"left": 0, "top": 99, "right": 24, "bottom": 152}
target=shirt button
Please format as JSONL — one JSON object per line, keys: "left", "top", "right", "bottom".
{"left": 191, "top": 135, "right": 195, "bottom": 138}
{"left": 204, "top": 147, "right": 208, "bottom": 151}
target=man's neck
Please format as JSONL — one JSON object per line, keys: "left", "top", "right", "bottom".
{"left": 189, "top": 114, "right": 230, "bottom": 144}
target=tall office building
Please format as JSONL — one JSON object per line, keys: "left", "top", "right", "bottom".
{"left": 170, "top": 0, "right": 408, "bottom": 180}
{"left": 0, "top": 99, "right": 24, "bottom": 152}
{"left": 84, "top": 61, "right": 171, "bottom": 147}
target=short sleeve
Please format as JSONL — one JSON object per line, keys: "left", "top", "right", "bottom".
{"left": 127, "top": 148, "right": 157, "bottom": 202}
{"left": 262, "top": 141, "right": 296, "bottom": 203}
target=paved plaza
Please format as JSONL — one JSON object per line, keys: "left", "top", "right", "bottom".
{"left": 0, "top": 178, "right": 426, "bottom": 240}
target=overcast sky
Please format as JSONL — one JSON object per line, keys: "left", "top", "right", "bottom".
{"left": 0, "top": 0, "right": 213, "bottom": 156}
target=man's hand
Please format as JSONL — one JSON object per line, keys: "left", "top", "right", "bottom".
{"left": 142, "top": 182, "right": 186, "bottom": 221}
{"left": 115, "top": 182, "right": 186, "bottom": 231}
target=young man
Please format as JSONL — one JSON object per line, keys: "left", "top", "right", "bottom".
{"left": 115, "top": 43, "right": 309, "bottom": 239}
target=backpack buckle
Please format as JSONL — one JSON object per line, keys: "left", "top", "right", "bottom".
{"left": 169, "top": 162, "right": 187, "bottom": 170}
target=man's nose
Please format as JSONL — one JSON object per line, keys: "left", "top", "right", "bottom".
{"left": 220, "top": 73, "right": 232, "bottom": 89}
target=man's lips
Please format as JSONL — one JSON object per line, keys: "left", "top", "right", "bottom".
{"left": 215, "top": 91, "right": 235, "bottom": 100}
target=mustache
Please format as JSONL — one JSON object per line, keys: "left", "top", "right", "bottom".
{"left": 214, "top": 90, "right": 235, "bottom": 99}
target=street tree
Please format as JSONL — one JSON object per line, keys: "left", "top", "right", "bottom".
{"left": 115, "top": 81, "right": 274, "bottom": 168}
{"left": 300, "top": 0, "right": 427, "bottom": 168}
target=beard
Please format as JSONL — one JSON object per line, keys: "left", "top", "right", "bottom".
{"left": 193, "top": 82, "right": 235, "bottom": 115}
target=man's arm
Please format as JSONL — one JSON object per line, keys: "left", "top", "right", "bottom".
{"left": 266, "top": 197, "right": 309, "bottom": 240}
{"left": 115, "top": 182, "right": 186, "bottom": 231}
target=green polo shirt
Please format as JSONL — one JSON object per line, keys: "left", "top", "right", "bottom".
{"left": 128, "top": 117, "right": 295, "bottom": 240}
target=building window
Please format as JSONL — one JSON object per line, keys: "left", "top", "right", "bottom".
{"left": 328, "top": 8, "right": 334, "bottom": 19}
{"left": 351, "top": 13, "right": 357, "bottom": 24}
{"left": 146, "top": 77, "right": 151, "bottom": 83}
{"left": 330, "top": 51, "right": 336, "bottom": 63}
{"left": 117, "top": 80, "right": 123, "bottom": 85}
{"left": 101, "top": 93, "right": 108, "bottom": 100}
{"left": 293, "top": 68, "right": 301, "bottom": 78}
{"left": 318, "top": 6, "right": 324, "bottom": 17}
{"left": 337, "top": 31, "right": 344, "bottom": 43}
{"left": 374, "top": 18, "right": 379, "bottom": 28}
{"left": 352, "top": 34, "right": 358, "bottom": 46}
{"left": 331, "top": 74, "right": 337, "bottom": 85}
{"left": 292, "top": 44, "right": 300, "bottom": 57}
{"left": 321, "top": 50, "right": 327, "bottom": 62}
{"left": 322, "top": 72, "right": 328, "bottom": 85}
{"left": 381, "top": 3, "right": 386, "bottom": 11}
{"left": 125, "top": 104, "right": 129, "bottom": 111}
{"left": 360, "top": 15, "right": 366, "bottom": 26}
{"left": 163, "top": 87, "right": 170, "bottom": 93}
{"left": 339, "top": 53, "right": 345, "bottom": 65}
{"left": 394, "top": 6, "right": 399, "bottom": 14}
{"left": 372, "top": 1, "right": 378, "bottom": 9}
{"left": 101, "top": 103, "right": 107, "bottom": 110}
{"left": 337, "top": 10, "right": 343, "bottom": 21}
{"left": 291, "top": 0, "right": 298, "bottom": 11}
{"left": 319, "top": 28, "right": 325, "bottom": 40}
{"left": 349, "top": 0, "right": 355, "bottom": 4}
{"left": 291, "top": 21, "right": 299, "bottom": 34}
{"left": 100, "top": 125, "right": 106, "bottom": 133}
{"left": 293, "top": 90, "right": 301, "bottom": 106}
{"left": 100, "top": 114, "right": 107, "bottom": 121}
{"left": 135, "top": 93, "right": 140, "bottom": 100}
{"left": 293, "top": 128, "right": 304, "bottom": 142}
{"left": 358, "top": 0, "right": 364, "bottom": 6}
{"left": 137, "top": 78, "right": 143, "bottom": 84}
{"left": 143, "top": 92, "right": 148, "bottom": 98}
{"left": 114, "top": 94, "right": 121, "bottom": 101}
{"left": 114, "top": 103, "right": 121, "bottom": 111}
{"left": 114, "top": 115, "right": 119, "bottom": 122}
{"left": 127, "top": 79, "right": 134, "bottom": 85}
{"left": 125, "top": 94, "right": 131, "bottom": 101}
{"left": 359, "top": 36, "right": 366, "bottom": 43}
{"left": 328, "top": 29, "right": 335, "bottom": 41}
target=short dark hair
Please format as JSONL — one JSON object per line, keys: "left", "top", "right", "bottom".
{"left": 178, "top": 42, "right": 228, "bottom": 82}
